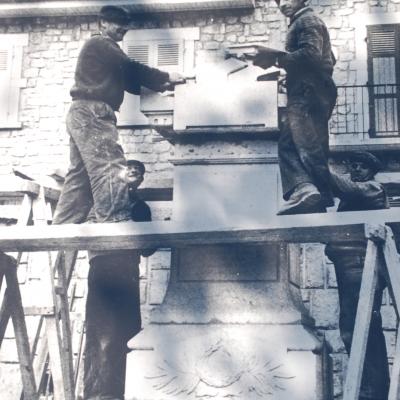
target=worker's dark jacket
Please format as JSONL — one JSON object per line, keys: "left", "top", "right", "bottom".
{"left": 70, "top": 34, "right": 169, "bottom": 111}
{"left": 282, "top": 7, "right": 337, "bottom": 109}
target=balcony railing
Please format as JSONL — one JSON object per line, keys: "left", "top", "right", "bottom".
{"left": 330, "top": 84, "right": 400, "bottom": 138}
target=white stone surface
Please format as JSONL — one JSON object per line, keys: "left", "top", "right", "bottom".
{"left": 126, "top": 325, "right": 322, "bottom": 400}
{"left": 172, "top": 163, "right": 281, "bottom": 224}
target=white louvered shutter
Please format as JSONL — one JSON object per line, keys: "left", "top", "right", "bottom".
{"left": 118, "top": 37, "right": 184, "bottom": 126}
{"left": 0, "top": 47, "right": 13, "bottom": 124}
{"left": 0, "top": 35, "right": 27, "bottom": 128}
{"left": 118, "top": 42, "right": 152, "bottom": 126}
{"left": 156, "top": 41, "right": 183, "bottom": 72}
{"left": 127, "top": 44, "right": 150, "bottom": 65}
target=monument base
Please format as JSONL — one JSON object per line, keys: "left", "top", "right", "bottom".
{"left": 126, "top": 325, "right": 326, "bottom": 400}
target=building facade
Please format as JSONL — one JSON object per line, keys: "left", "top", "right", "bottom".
{"left": 0, "top": 0, "right": 399, "bottom": 399}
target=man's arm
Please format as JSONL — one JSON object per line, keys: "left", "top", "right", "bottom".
{"left": 94, "top": 36, "right": 172, "bottom": 93}
{"left": 330, "top": 172, "right": 388, "bottom": 209}
{"left": 278, "top": 17, "right": 325, "bottom": 71}
{"left": 123, "top": 59, "right": 171, "bottom": 94}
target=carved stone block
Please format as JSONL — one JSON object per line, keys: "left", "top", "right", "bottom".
{"left": 126, "top": 325, "right": 325, "bottom": 400}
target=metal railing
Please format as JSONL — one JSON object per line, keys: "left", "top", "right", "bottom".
{"left": 330, "top": 84, "right": 400, "bottom": 138}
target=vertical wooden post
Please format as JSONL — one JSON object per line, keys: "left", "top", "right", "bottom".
{"left": 342, "top": 237, "right": 380, "bottom": 400}
{"left": 1, "top": 253, "right": 38, "bottom": 399}
{"left": 382, "top": 227, "right": 400, "bottom": 400}
{"left": 31, "top": 187, "right": 75, "bottom": 400}
{"left": 388, "top": 326, "right": 400, "bottom": 400}
{"left": 0, "top": 194, "right": 32, "bottom": 347}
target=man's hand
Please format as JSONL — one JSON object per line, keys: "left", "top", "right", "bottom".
{"left": 160, "top": 72, "right": 186, "bottom": 90}
{"left": 169, "top": 72, "right": 186, "bottom": 84}
{"left": 252, "top": 46, "right": 286, "bottom": 70}
{"left": 253, "top": 55, "right": 276, "bottom": 69}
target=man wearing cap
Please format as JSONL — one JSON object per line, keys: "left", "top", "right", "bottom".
{"left": 53, "top": 5, "right": 183, "bottom": 225}
{"left": 325, "top": 151, "right": 390, "bottom": 400}
{"left": 84, "top": 159, "right": 156, "bottom": 400}
{"left": 253, "top": 0, "right": 337, "bottom": 215}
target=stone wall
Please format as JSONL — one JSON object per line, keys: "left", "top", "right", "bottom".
{"left": 1, "top": 0, "right": 400, "bottom": 176}
{"left": 0, "top": 1, "right": 398, "bottom": 399}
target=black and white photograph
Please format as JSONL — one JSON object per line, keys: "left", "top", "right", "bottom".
{"left": 0, "top": 0, "right": 399, "bottom": 399}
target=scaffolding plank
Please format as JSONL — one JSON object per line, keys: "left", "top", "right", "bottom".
{"left": 0, "top": 177, "right": 60, "bottom": 202}
{"left": 0, "top": 177, "right": 40, "bottom": 197}
{"left": 0, "top": 209, "right": 399, "bottom": 252}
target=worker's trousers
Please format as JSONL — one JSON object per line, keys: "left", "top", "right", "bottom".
{"left": 279, "top": 76, "right": 337, "bottom": 207}
{"left": 84, "top": 251, "right": 141, "bottom": 400}
{"left": 328, "top": 251, "right": 390, "bottom": 400}
{"left": 53, "top": 99, "right": 131, "bottom": 225}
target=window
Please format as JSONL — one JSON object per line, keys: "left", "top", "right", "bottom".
{"left": 0, "top": 34, "right": 27, "bottom": 129}
{"left": 367, "top": 25, "right": 400, "bottom": 137}
{"left": 118, "top": 28, "right": 199, "bottom": 126}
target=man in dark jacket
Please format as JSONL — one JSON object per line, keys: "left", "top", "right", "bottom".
{"left": 325, "top": 151, "right": 390, "bottom": 400}
{"left": 254, "top": 0, "right": 337, "bottom": 214}
{"left": 84, "top": 159, "right": 156, "bottom": 400}
{"left": 53, "top": 6, "right": 183, "bottom": 225}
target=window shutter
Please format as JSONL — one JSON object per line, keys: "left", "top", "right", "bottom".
{"left": 0, "top": 49, "right": 8, "bottom": 71}
{"left": 158, "top": 43, "right": 179, "bottom": 66}
{"left": 156, "top": 42, "right": 183, "bottom": 72}
{"left": 0, "top": 47, "right": 13, "bottom": 124}
{"left": 127, "top": 44, "right": 150, "bottom": 65}
{"left": 0, "top": 34, "right": 28, "bottom": 129}
{"left": 369, "top": 28, "right": 395, "bottom": 57}
{"left": 367, "top": 26, "right": 397, "bottom": 84}
{"left": 118, "top": 36, "right": 185, "bottom": 127}
{"left": 118, "top": 41, "right": 151, "bottom": 126}
{"left": 367, "top": 25, "right": 400, "bottom": 137}
{"left": 388, "top": 195, "right": 400, "bottom": 207}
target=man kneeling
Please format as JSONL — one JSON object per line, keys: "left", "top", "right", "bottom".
{"left": 84, "top": 160, "right": 155, "bottom": 400}
{"left": 325, "top": 151, "right": 390, "bottom": 400}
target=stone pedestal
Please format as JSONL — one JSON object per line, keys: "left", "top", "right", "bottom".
{"left": 126, "top": 139, "right": 331, "bottom": 400}
{"left": 127, "top": 325, "right": 322, "bottom": 399}
{"left": 126, "top": 58, "right": 331, "bottom": 399}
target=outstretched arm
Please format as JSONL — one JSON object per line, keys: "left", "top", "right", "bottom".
{"left": 278, "top": 20, "right": 324, "bottom": 71}
{"left": 330, "top": 172, "right": 387, "bottom": 209}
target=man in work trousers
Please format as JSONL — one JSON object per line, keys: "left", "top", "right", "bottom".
{"left": 325, "top": 151, "right": 390, "bottom": 400}
{"left": 84, "top": 160, "right": 156, "bottom": 400}
{"left": 52, "top": 5, "right": 183, "bottom": 225}
{"left": 254, "top": 0, "right": 337, "bottom": 215}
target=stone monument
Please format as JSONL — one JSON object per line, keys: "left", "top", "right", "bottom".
{"left": 125, "top": 51, "right": 332, "bottom": 400}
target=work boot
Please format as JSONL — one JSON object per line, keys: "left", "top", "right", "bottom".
{"left": 277, "top": 183, "right": 323, "bottom": 215}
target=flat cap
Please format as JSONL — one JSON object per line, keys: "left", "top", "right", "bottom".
{"left": 348, "top": 151, "right": 383, "bottom": 174}
{"left": 99, "top": 5, "right": 130, "bottom": 25}
{"left": 126, "top": 159, "right": 145, "bottom": 174}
